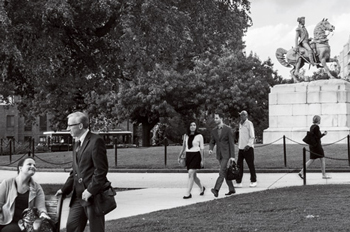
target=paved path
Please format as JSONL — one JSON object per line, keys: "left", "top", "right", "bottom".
{"left": 1, "top": 170, "right": 349, "bottom": 230}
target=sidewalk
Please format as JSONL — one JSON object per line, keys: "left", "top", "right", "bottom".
{"left": 0, "top": 170, "right": 349, "bottom": 229}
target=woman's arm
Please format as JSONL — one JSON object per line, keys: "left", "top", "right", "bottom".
{"left": 199, "top": 135, "right": 205, "bottom": 166}
{"left": 178, "top": 134, "right": 186, "bottom": 159}
{"left": 313, "top": 125, "right": 323, "bottom": 139}
{"left": 0, "top": 180, "right": 6, "bottom": 210}
{"left": 34, "top": 183, "right": 48, "bottom": 216}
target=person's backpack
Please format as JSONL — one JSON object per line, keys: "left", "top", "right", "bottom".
{"left": 19, "top": 207, "right": 56, "bottom": 232}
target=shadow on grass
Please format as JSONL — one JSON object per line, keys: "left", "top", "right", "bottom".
{"left": 103, "top": 185, "right": 350, "bottom": 232}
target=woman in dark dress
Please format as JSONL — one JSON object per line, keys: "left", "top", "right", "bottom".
{"left": 299, "top": 115, "right": 331, "bottom": 179}
{"left": 178, "top": 122, "right": 205, "bottom": 199}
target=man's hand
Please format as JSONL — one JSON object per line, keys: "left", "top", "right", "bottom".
{"left": 55, "top": 189, "right": 62, "bottom": 196}
{"left": 208, "top": 150, "right": 213, "bottom": 155}
{"left": 40, "top": 212, "right": 51, "bottom": 219}
{"left": 82, "top": 189, "right": 92, "bottom": 202}
{"left": 227, "top": 158, "right": 235, "bottom": 168}
{"left": 244, "top": 145, "right": 250, "bottom": 151}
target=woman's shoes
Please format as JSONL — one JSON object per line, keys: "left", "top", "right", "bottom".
{"left": 298, "top": 173, "right": 332, "bottom": 179}
{"left": 200, "top": 186, "right": 206, "bottom": 196}
{"left": 298, "top": 173, "right": 304, "bottom": 179}
{"left": 184, "top": 186, "right": 205, "bottom": 199}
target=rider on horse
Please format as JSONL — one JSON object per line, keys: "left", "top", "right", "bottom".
{"left": 294, "top": 16, "right": 316, "bottom": 66}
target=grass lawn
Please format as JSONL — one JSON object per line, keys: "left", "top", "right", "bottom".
{"left": 43, "top": 184, "right": 350, "bottom": 232}
{"left": 103, "top": 185, "right": 350, "bottom": 232}
{"left": 1, "top": 143, "right": 349, "bottom": 170}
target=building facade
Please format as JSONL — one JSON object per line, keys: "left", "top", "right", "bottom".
{"left": 0, "top": 101, "right": 48, "bottom": 144}
{"left": 0, "top": 98, "right": 134, "bottom": 146}
{"left": 338, "top": 35, "right": 350, "bottom": 80}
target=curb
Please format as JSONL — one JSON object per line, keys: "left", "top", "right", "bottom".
{"left": 1, "top": 166, "right": 349, "bottom": 173}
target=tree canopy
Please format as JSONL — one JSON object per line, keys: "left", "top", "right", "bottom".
{"left": 0, "top": 0, "right": 285, "bottom": 145}
{"left": 0, "top": 0, "right": 252, "bottom": 131}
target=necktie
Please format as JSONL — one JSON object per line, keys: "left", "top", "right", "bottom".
{"left": 218, "top": 127, "right": 222, "bottom": 138}
{"left": 75, "top": 141, "right": 81, "bottom": 161}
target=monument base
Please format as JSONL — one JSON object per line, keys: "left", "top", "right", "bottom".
{"left": 263, "top": 80, "right": 350, "bottom": 144}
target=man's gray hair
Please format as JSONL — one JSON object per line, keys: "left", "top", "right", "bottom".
{"left": 67, "top": 112, "right": 89, "bottom": 129}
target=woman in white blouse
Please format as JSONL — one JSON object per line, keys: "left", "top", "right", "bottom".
{"left": 178, "top": 122, "right": 205, "bottom": 199}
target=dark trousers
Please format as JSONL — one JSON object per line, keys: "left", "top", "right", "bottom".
{"left": 0, "top": 223, "right": 22, "bottom": 232}
{"left": 66, "top": 197, "right": 105, "bottom": 232}
{"left": 236, "top": 148, "right": 257, "bottom": 183}
{"left": 214, "top": 158, "right": 235, "bottom": 192}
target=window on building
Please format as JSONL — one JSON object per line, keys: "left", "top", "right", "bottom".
{"left": 39, "top": 115, "right": 47, "bottom": 131}
{"left": 24, "top": 122, "right": 32, "bottom": 131}
{"left": 6, "top": 115, "right": 15, "bottom": 128}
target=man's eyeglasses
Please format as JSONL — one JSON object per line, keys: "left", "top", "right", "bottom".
{"left": 67, "top": 123, "right": 81, "bottom": 128}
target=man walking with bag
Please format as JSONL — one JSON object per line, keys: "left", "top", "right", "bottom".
{"left": 209, "top": 112, "right": 236, "bottom": 197}
{"left": 55, "top": 111, "right": 109, "bottom": 232}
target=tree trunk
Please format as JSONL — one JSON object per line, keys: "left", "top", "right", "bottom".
{"left": 142, "top": 122, "right": 152, "bottom": 147}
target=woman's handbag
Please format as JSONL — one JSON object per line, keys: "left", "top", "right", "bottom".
{"left": 19, "top": 207, "right": 56, "bottom": 232}
{"left": 178, "top": 154, "right": 186, "bottom": 167}
{"left": 93, "top": 181, "right": 117, "bottom": 216}
{"left": 303, "top": 131, "right": 317, "bottom": 146}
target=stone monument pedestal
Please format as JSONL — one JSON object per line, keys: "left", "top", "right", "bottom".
{"left": 263, "top": 79, "right": 350, "bottom": 144}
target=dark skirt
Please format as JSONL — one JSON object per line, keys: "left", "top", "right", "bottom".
{"left": 186, "top": 151, "right": 202, "bottom": 170}
{"left": 309, "top": 143, "right": 324, "bottom": 159}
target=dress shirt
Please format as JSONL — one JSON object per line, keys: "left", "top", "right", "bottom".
{"left": 184, "top": 134, "right": 204, "bottom": 152}
{"left": 77, "top": 129, "right": 89, "bottom": 145}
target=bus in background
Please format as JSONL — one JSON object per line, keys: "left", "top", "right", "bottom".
{"left": 42, "top": 130, "right": 133, "bottom": 152}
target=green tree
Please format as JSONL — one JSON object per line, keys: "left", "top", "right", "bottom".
{"left": 0, "top": 0, "right": 126, "bottom": 128}
{"left": 194, "top": 50, "right": 283, "bottom": 139}
{"left": 0, "top": 0, "right": 251, "bottom": 126}
{"left": 310, "top": 68, "right": 341, "bottom": 81}
{"left": 0, "top": 0, "right": 253, "bottom": 145}
{"left": 115, "top": 0, "right": 252, "bottom": 145}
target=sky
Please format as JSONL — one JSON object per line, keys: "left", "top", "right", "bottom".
{"left": 244, "top": 0, "right": 350, "bottom": 79}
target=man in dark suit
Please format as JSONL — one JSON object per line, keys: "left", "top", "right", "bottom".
{"left": 209, "top": 112, "right": 235, "bottom": 197}
{"left": 55, "top": 112, "right": 108, "bottom": 232}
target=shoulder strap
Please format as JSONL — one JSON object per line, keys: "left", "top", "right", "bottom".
{"left": 310, "top": 125, "right": 316, "bottom": 133}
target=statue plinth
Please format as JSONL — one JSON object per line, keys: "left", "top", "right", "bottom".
{"left": 263, "top": 79, "right": 350, "bottom": 144}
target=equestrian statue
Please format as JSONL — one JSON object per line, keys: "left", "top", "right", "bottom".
{"left": 276, "top": 17, "right": 340, "bottom": 82}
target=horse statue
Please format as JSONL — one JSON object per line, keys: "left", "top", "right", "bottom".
{"left": 276, "top": 19, "right": 340, "bottom": 82}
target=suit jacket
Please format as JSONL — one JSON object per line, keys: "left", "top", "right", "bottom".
{"left": 209, "top": 124, "right": 235, "bottom": 160}
{"left": 61, "top": 131, "right": 108, "bottom": 206}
